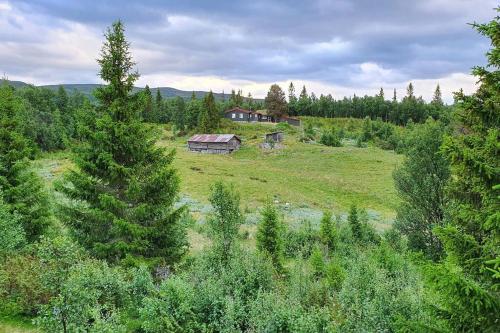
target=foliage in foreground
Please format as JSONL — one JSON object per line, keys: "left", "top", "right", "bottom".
{"left": 425, "top": 13, "right": 500, "bottom": 332}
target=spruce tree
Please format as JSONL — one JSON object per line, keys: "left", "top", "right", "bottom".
{"left": 427, "top": 12, "right": 500, "bottom": 331}
{"left": 348, "top": 205, "right": 362, "bottom": 240}
{"left": 172, "top": 96, "right": 186, "bottom": 131}
{"left": 198, "top": 91, "right": 219, "bottom": 133}
{"left": 0, "top": 83, "right": 50, "bottom": 241}
{"left": 256, "top": 200, "right": 284, "bottom": 271}
{"left": 186, "top": 92, "right": 201, "bottom": 129}
{"left": 141, "top": 85, "right": 153, "bottom": 122}
{"left": 153, "top": 88, "right": 163, "bottom": 123}
{"left": 57, "top": 21, "right": 187, "bottom": 267}
{"left": 319, "top": 211, "right": 337, "bottom": 252}
{"left": 431, "top": 84, "right": 443, "bottom": 106}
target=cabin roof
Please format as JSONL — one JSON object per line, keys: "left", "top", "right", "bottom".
{"left": 225, "top": 107, "right": 252, "bottom": 114}
{"left": 188, "top": 134, "right": 241, "bottom": 143}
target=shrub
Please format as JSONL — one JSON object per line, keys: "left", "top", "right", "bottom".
{"left": 319, "top": 127, "right": 342, "bottom": 147}
{"left": 325, "top": 260, "right": 345, "bottom": 291}
{"left": 140, "top": 276, "right": 199, "bottom": 333}
{"left": 248, "top": 291, "right": 333, "bottom": 333}
{"left": 283, "top": 220, "right": 320, "bottom": 258}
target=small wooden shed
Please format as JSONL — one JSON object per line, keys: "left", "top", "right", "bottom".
{"left": 187, "top": 134, "right": 241, "bottom": 154}
{"left": 265, "top": 131, "right": 284, "bottom": 143}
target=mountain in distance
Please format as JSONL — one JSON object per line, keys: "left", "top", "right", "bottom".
{"left": 4, "top": 80, "right": 251, "bottom": 101}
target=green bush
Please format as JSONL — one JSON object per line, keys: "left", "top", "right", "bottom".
{"left": 319, "top": 127, "right": 342, "bottom": 147}
{"left": 283, "top": 220, "right": 320, "bottom": 257}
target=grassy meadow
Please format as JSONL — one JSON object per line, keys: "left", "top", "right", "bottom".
{"left": 34, "top": 118, "right": 402, "bottom": 235}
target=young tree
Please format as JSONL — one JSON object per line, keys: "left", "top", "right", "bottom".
{"left": 256, "top": 200, "right": 284, "bottom": 271}
{"left": 152, "top": 88, "right": 163, "bottom": 123}
{"left": 297, "top": 85, "right": 311, "bottom": 116}
{"left": 172, "top": 96, "right": 186, "bottom": 131}
{"left": 141, "top": 85, "right": 153, "bottom": 122}
{"left": 393, "top": 119, "right": 449, "bottom": 259}
{"left": 431, "top": 84, "right": 443, "bottom": 106}
{"left": 0, "top": 83, "right": 50, "bottom": 241}
{"left": 265, "top": 84, "right": 288, "bottom": 119}
{"left": 57, "top": 21, "right": 187, "bottom": 267}
{"left": 288, "top": 82, "right": 297, "bottom": 103}
{"left": 186, "top": 92, "right": 201, "bottom": 129}
{"left": 208, "top": 181, "right": 243, "bottom": 264}
{"left": 288, "top": 82, "right": 297, "bottom": 116}
{"left": 348, "top": 205, "right": 362, "bottom": 240}
{"left": 198, "top": 91, "right": 219, "bottom": 133}
{"left": 427, "top": 13, "right": 500, "bottom": 332}
{"left": 319, "top": 211, "right": 337, "bottom": 252}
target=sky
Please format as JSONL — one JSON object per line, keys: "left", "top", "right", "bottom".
{"left": 0, "top": 0, "right": 496, "bottom": 103}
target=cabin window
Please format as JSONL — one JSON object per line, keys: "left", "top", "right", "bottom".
{"left": 232, "top": 113, "right": 236, "bottom": 118}
{"left": 239, "top": 113, "right": 243, "bottom": 119}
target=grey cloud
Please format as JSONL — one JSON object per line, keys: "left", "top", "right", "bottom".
{"left": 5, "top": 0, "right": 497, "bottom": 89}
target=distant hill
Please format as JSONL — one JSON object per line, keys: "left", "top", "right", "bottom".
{"left": 3, "top": 80, "right": 245, "bottom": 101}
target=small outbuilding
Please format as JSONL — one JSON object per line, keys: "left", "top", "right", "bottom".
{"left": 265, "top": 131, "right": 284, "bottom": 143}
{"left": 187, "top": 134, "right": 241, "bottom": 154}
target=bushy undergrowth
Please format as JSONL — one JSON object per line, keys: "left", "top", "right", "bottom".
{"left": 0, "top": 195, "right": 437, "bottom": 332}
{"left": 300, "top": 116, "right": 409, "bottom": 152}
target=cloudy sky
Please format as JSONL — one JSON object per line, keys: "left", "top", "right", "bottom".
{"left": 0, "top": 0, "right": 496, "bottom": 102}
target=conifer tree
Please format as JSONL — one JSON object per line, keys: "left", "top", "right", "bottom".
{"left": 428, "top": 12, "right": 500, "bottom": 331}
{"left": 172, "top": 96, "right": 186, "bottom": 131}
{"left": 0, "top": 83, "right": 50, "bottom": 241}
{"left": 288, "top": 82, "right": 297, "bottom": 103}
{"left": 256, "top": 200, "right": 284, "bottom": 271}
{"left": 186, "top": 92, "right": 201, "bottom": 129}
{"left": 406, "top": 82, "right": 414, "bottom": 99}
{"left": 198, "top": 91, "right": 219, "bottom": 133}
{"left": 142, "top": 85, "right": 153, "bottom": 122}
{"left": 246, "top": 92, "right": 254, "bottom": 110}
{"left": 348, "top": 205, "right": 362, "bottom": 240}
{"left": 319, "top": 211, "right": 337, "bottom": 252}
{"left": 153, "top": 88, "right": 163, "bottom": 123}
{"left": 431, "top": 84, "right": 443, "bottom": 106}
{"left": 57, "top": 21, "right": 186, "bottom": 267}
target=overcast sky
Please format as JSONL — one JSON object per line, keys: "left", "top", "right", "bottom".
{"left": 0, "top": 0, "right": 496, "bottom": 102}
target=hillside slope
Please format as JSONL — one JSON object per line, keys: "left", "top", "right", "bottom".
{"left": 4, "top": 80, "right": 241, "bottom": 101}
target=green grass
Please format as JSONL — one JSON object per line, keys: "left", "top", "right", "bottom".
{"left": 32, "top": 118, "right": 402, "bottom": 227}
{"left": 163, "top": 120, "right": 401, "bottom": 219}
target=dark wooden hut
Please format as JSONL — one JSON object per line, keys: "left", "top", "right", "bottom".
{"left": 187, "top": 134, "right": 241, "bottom": 154}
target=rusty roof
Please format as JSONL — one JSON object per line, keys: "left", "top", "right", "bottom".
{"left": 188, "top": 134, "right": 241, "bottom": 143}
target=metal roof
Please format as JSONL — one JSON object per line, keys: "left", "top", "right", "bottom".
{"left": 187, "top": 134, "right": 241, "bottom": 143}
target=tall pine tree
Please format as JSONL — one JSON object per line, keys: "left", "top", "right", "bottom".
{"left": 198, "top": 91, "right": 219, "bottom": 133}
{"left": 57, "top": 21, "right": 187, "bottom": 267}
{"left": 427, "top": 12, "right": 500, "bottom": 331}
